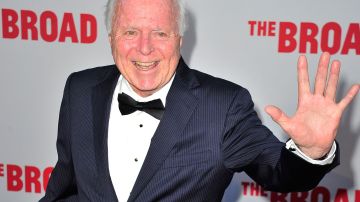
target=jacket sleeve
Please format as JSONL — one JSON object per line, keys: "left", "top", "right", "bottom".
{"left": 39, "top": 74, "right": 78, "bottom": 202}
{"left": 221, "top": 87, "right": 339, "bottom": 193}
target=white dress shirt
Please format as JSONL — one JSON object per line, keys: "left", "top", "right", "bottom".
{"left": 107, "top": 74, "right": 336, "bottom": 201}
{"left": 108, "top": 75, "right": 174, "bottom": 202}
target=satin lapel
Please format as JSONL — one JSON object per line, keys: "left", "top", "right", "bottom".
{"left": 91, "top": 66, "right": 119, "bottom": 200}
{"left": 128, "top": 59, "right": 200, "bottom": 201}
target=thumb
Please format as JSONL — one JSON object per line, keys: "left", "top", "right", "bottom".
{"left": 265, "top": 105, "right": 290, "bottom": 127}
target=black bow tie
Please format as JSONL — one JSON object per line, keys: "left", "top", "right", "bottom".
{"left": 117, "top": 93, "right": 165, "bottom": 120}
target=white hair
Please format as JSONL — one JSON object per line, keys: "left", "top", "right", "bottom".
{"left": 105, "top": 0, "right": 187, "bottom": 36}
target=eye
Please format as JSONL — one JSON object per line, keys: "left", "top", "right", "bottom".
{"left": 152, "top": 31, "right": 169, "bottom": 40}
{"left": 157, "top": 32, "right": 168, "bottom": 37}
{"left": 123, "top": 30, "right": 138, "bottom": 39}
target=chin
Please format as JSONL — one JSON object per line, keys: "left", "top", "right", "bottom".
{"left": 131, "top": 82, "right": 160, "bottom": 96}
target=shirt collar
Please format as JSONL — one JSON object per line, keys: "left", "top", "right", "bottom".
{"left": 118, "top": 74, "right": 175, "bottom": 106}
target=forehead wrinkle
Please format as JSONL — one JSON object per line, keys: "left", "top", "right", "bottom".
{"left": 114, "top": 0, "right": 178, "bottom": 32}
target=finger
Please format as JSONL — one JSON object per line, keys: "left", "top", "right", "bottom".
{"left": 314, "top": 52, "right": 330, "bottom": 95}
{"left": 297, "top": 55, "right": 311, "bottom": 98}
{"left": 325, "top": 60, "right": 340, "bottom": 101}
{"left": 265, "top": 105, "right": 290, "bottom": 129}
{"left": 338, "top": 84, "right": 360, "bottom": 111}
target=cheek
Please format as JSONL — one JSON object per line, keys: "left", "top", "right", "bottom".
{"left": 121, "top": 41, "right": 136, "bottom": 52}
{"left": 158, "top": 43, "right": 180, "bottom": 59}
{"left": 111, "top": 41, "right": 135, "bottom": 76}
{"left": 113, "top": 39, "right": 136, "bottom": 58}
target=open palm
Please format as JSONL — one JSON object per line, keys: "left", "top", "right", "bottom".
{"left": 265, "top": 52, "right": 359, "bottom": 159}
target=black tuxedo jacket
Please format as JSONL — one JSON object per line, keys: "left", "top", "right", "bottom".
{"left": 40, "top": 58, "right": 339, "bottom": 202}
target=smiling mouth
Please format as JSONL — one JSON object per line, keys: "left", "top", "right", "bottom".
{"left": 132, "top": 61, "right": 159, "bottom": 70}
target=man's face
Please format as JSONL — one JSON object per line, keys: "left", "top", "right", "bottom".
{"left": 109, "top": 0, "right": 182, "bottom": 97}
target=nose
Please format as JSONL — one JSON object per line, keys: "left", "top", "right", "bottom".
{"left": 138, "top": 33, "right": 154, "bottom": 55}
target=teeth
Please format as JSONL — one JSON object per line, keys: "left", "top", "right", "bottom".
{"left": 133, "top": 61, "right": 158, "bottom": 70}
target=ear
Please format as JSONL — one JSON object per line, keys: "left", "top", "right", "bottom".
{"left": 108, "top": 35, "right": 112, "bottom": 44}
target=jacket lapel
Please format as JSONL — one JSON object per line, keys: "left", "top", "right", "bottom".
{"left": 128, "top": 58, "right": 200, "bottom": 201}
{"left": 91, "top": 66, "right": 119, "bottom": 200}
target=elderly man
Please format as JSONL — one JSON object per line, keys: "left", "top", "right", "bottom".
{"left": 40, "top": 0, "right": 359, "bottom": 201}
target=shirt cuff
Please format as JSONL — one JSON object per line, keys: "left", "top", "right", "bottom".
{"left": 285, "top": 139, "right": 336, "bottom": 165}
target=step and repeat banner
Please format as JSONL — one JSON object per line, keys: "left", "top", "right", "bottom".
{"left": 1, "top": 0, "right": 359, "bottom": 201}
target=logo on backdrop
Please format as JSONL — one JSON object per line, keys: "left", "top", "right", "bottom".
{"left": 241, "top": 181, "right": 360, "bottom": 202}
{"left": 1, "top": 163, "right": 359, "bottom": 201}
{"left": 1, "top": 8, "right": 97, "bottom": 43}
{"left": 0, "top": 163, "right": 53, "bottom": 193}
{"left": 248, "top": 20, "right": 360, "bottom": 55}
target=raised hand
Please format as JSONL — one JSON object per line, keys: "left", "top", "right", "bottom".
{"left": 265, "top": 52, "right": 360, "bottom": 159}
